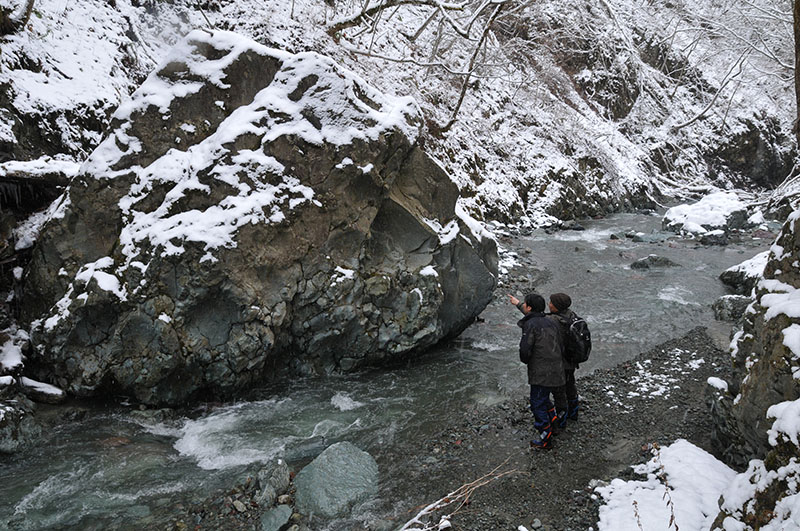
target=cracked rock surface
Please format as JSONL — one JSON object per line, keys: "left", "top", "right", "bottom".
{"left": 22, "top": 30, "right": 498, "bottom": 406}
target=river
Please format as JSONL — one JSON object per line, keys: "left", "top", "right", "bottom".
{"left": 0, "top": 212, "right": 773, "bottom": 529}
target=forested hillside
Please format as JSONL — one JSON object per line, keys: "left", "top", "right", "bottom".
{"left": 1, "top": 0, "right": 797, "bottom": 226}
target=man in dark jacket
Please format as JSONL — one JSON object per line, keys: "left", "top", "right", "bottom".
{"left": 549, "top": 293, "right": 580, "bottom": 425}
{"left": 512, "top": 292, "right": 565, "bottom": 450}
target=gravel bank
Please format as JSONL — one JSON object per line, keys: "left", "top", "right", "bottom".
{"left": 375, "top": 325, "right": 734, "bottom": 531}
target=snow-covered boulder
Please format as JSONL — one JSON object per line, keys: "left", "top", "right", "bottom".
{"left": 719, "top": 250, "right": 769, "bottom": 295}
{"left": 710, "top": 207, "right": 800, "bottom": 466}
{"left": 662, "top": 191, "right": 752, "bottom": 235}
{"left": 711, "top": 405, "right": 800, "bottom": 529}
{"left": 711, "top": 294, "right": 751, "bottom": 322}
{"left": 293, "top": 441, "right": 378, "bottom": 519}
{"left": 21, "top": 30, "right": 498, "bottom": 405}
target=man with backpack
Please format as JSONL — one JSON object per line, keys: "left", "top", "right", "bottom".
{"left": 509, "top": 293, "right": 565, "bottom": 450}
{"left": 548, "top": 293, "right": 591, "bottom": 428}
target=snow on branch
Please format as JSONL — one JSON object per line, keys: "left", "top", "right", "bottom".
{"left": 327, "top": 0, "right": 469, "bottom": 36}
{"left": 670, "top": 48, "right": 749, "bottom": 132}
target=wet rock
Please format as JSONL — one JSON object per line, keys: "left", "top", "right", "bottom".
{"left": 260, "top": 505, "right": 292, "bottom": 531}
{"left": 629, "top": 254, "right": 680, "bottom": 269}
{"left": 631, "top": 231, "right": 672, "bottom": 243}
{"left": 255, "top": 460, "right": 290, "bottom": 508}
{"left": 712, "top": 295, "right": 751, "bottom": 322}
{"left": 22, "top": 30, "right": 498, "bottom": 406}
{"left": 233, "top": 500, "right": 247, "bottom": 513}
{"left": 276, "top": 494, "right": 291, "bottom": 505}
{"left": 294, "top": 441, "right": 378, "bottom": 519}
{"left": 562, "top": 221, "right": 586, "bottom": 231}
{"left": 19, "top": 376, "right": 66, "bottom": 404}
{"left": 700, "top": 230, "right": 728, "bottom": 246}
{"left": 751, "top": 229, "right": 777, "bottom": 240}
{"left": 0, "top": 391, "right": 41, "bottom": 453}
{"left": 127, "top": 408, "right": 178, "bottom": 424}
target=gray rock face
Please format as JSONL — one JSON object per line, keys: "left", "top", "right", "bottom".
{"left": 293, "top": 441, "right": 378, "bottom": 519}
{"left": 710, "top": 208, "right": 800, "bottom": 466}
{"left": 21, "top": 30, "right": 498, "bottom": 405}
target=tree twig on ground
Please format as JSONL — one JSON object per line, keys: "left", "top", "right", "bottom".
{"left": 399, "top": 457, "right": 519, "bottom": 530}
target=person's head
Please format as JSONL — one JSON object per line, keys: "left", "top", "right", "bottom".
{"left": 523, "top": 293, "right": 546, "bottom": 314}
{"left": 549, "top": 292, "right": 572, "bottom": 313}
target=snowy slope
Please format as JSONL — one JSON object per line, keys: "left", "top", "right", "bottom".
{"left": 1, "top": 0, "right": 796, "bottom": 227}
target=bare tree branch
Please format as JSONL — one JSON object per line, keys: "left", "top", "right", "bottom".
{"left": 440, "top": 2, "right": 503, "bottom": 132}
{"left": 327, "top": 0, "right": 467, "bottom": 36}
{"left": 671, "top": 49, "right": 749, "bottom": 132}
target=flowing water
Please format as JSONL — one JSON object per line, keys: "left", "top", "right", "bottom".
{"left": 0, "top": 213, "right": 774, "bottom": 529}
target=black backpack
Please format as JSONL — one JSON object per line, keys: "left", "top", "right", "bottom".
{"left": 563, "top": 314, "right": 592, "bottom": 364}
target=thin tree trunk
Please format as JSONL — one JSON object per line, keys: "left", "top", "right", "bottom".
{"left": 794, "top": 0, "right": 800, "bottom": 143}
{"left": 439, "top": 3, "right": 502, "bottom": 133}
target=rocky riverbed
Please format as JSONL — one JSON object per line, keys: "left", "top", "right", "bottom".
{"left": 159, "top": 325, "right": 733, "bottom": 531}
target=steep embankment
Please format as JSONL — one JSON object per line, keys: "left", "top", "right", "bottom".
{"left": 707, "top": 206, "right": 800, "bottom": 528}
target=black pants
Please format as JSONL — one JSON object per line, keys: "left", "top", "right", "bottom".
{"left": 553, "top": 368, "right": 578, "bottom": 413}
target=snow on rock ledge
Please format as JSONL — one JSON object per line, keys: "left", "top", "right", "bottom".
{"left": 22, "top": 30, "right": 498, "bottom": 406}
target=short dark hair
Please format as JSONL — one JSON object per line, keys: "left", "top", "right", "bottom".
{"left": 524, "top": 293, "right": 545, "bottom": 312}
{"left": 550, "top": 293, "right": 572, "bottom": 311}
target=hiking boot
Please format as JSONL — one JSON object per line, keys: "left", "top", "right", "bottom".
{"left": 568, "top": 399, "right": 580, "bottom": 420}
{"left": 530, "top": 426, "right": 553, "bottom": 450}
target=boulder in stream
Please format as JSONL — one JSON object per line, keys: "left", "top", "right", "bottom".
{"left": 0, "top": 385, "right": 41, "bottom": 453}
{"left": 629, "top": 254, "right": 680, "bottom": 269}
{"left": 21, "top": 30, "right": 498, "bottom": 406}
{"left": 293, "top": 441, "right": 378, "bottom": 519}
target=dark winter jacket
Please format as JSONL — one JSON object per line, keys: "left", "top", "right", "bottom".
{"left": 517, "top": 311, "right": 565, "bottom": 387}
{"left": 550, "top": 308, "right": 579, "bottom": 370}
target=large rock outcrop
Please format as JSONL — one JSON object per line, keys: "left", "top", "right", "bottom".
{"left": 21, "top": 30, "right": 498, "bottom": 406}
{"left": 709, "top": 208, "right": 800, "bottom": 466}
